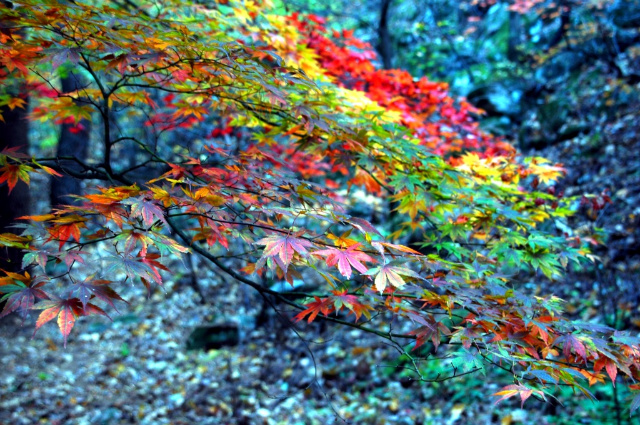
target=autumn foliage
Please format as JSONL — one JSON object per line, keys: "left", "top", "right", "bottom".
{"left": 0, "top": 0, "right": 638, "bottom": 411}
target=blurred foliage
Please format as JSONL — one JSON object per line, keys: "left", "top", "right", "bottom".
{"left": 283, "top": 0, "right": 640, "bottom": 147}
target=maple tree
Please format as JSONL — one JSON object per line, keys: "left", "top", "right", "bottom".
{"left": 1, "top": 0, "right": 639, "bottom": 412}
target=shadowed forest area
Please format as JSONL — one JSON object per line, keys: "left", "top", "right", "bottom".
{"left": 1, "top": 0, "right": 640, "bottom": 424}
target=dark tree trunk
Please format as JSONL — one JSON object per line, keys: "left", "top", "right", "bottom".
{"left": 508, "top": 7, "right": 522, "bottom": 61}
{"left": 377, "top": 0, "right": 393, "bottom": 69}
{"left": 1, "top": 2, "right": 30, "bottom": 272}
{"left": 50, "top": 72, "right": 90, "bottom": 207}
{"left": 547, "top": 0, "right": 572, "bottom": 50}
{"left": 0, "top": 99, "right": 30, "bottom": 272}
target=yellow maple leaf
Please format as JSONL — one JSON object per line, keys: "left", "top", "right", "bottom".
{"left": 7, "top": 97, "right": 27, "bottom": 110}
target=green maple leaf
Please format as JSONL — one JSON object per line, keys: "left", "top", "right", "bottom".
{"left": 364, "top": 262, "right": 423, "bottom": 292}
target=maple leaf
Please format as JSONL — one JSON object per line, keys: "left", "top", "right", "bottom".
{"left": 345, "top": 216, "right": 382, "bottom": 236}
{"left": 148, "top": 232, "right": 190, "bottom": 256}
{"left": 294, "top": 296, "right": 334, "bottom": 323}
{"left": 29, "top": 214, "right": 89, "bottom": 249}
{"left": 50, "top": 47, "right": 80, "bottom": 70}
{"left": 149, "top": 186, "right": 175, "bottom": 208}
{"left": 33, "top": 162, "right": 62, "bottom": 177}
{"left": 313, "top": 244, "right": 374, "bottom": 279}
{"left": 594, "top": 357, "right": 619, "bottom": 386}
{"left": 140, "top": 252, "right": 170, "bottom": 286}
{"left": 89, "top": 201, "right": 128, "bottom": 228}
{"left": 394, "top": 195, "right": 428, "bottom": 220}
{"left": 105, "top": 253, "right": 165, "bottom": 288}
{"left": 0, "top": 232, "right": 32, "bottom": 249}
{"left": 377, "top": 242, "right": 423, "bottom": 255}
{"left": 1, "top": 51, "right": 30, "bottom": 75}
{"left": 0, "top": 146, "right": 31, "bottom": 160}
{"left": 84, "top": 185, "right": 140, "bottom": 204}
{"left": 66, "top": 275, "right": 127, "bottom": 311}
{"left": 254, "top": 233, "right": 313, "bottom": 273}
{"left": 580, "top": 369, "right": 606, "bottom": 386}
{"left": 122, "top": 196, "right": 167, "bottom": 227}
{"left": 21, "top": 247, "right": 53, "bottom": 271}
{"left": 0, "top": 271, "right": 49, "bottom": 320}
{"left": 60, "top": 250, "right": 87, "bottom": 270}
{"left": 0, "top": 163, "right": 32, "bottom": 193}
{"left": 332, "top": 289, "right": 374, "bottom": 321}
{"left": 190, "top": 223, "right": 229, "bottom": 249}
{"left": 363, "top": 262, "right": 423, "bottom": 292}
{"left": 326, "top": 229, "right": 359, "bottom": 248}
{"left": 554, "top": 333, "right": 588, "bottom": 363}
{"left": 32, "top": 296, "right": 109, "bottom": 347}
{"left": 116, "top": 230, "right": 153, "bottom": 256}
{"left": 493, "top": 384, "right": 545, "bottom": 408}
{"left": 528, "top": 158, "right": 565, "bottom": 184}
{"left": 408, "top": 313, "right": 451, "bottom": 352}
{"left": 47, "top": 222, "right": 86, "bottom": 249}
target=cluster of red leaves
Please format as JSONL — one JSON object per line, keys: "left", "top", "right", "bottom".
{"left": 290, "top": 13, "right": 514, "bottom": 158}
{"left": 294, "top": 289, "right": 374, "bottom": 323}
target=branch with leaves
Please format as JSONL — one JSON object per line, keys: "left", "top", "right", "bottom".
{"left": 0, "top": 0, "right": 636, "bottom": 413}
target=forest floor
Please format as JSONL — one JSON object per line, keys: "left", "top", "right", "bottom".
{"left": 0, "top": 275, "right": 553, "bottom": 425}
{"left": 1, "top": 115, "right": 640, "bottom": 425}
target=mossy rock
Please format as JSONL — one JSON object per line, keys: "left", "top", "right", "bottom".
{"left": 186, "top": 323, "right": 240, "bottom": 351}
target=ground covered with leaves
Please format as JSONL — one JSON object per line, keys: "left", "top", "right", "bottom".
{"left": 0, "top": 276, "right": 554, "bottom": 425}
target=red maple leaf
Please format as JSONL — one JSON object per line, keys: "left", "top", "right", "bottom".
{"left": 332, "top": 289, "right": 373, "bottom": 321}
{"left": 48, "top": 223, "right": 85, "bottom": 249}
{"left": 555, "top": 333, "right": 588, "bottom": 363}
{"left": 594, "top": 356, "right": 619, "bottom": 385}
{"left": 313, "top": 244, "right": 374, "bottom": 278}
{"left": 32, "top": 297, "right": 109, "bottom": 347}
{"left": 294, "top": 296, "right": 334, "bottom": 323}
{"left": 0, "top": 163, "right": 30, "bottom": 193}
{"left": 254, "top": 234, "right": 313, "bottom": 272}
{"left": 408, "top": 313, "right": 452, "bottom": 352}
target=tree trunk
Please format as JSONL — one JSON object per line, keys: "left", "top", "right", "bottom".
{"left": 508, "top": 7, "right": 522, "bottom": 61}
{"left": 547, "top": 0, "right": 572, "bottom": 50}
{"left": 0, "top": 99, "right": 30, "bottom": 272}
{"left": 0, "top": 6, "right": 30, "bottom": 272}
{"left": 377, "top": 0, "right": 393, "bottom": 69}
{"left": 50, "top": 72, "right": 90, "bottom": 207}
